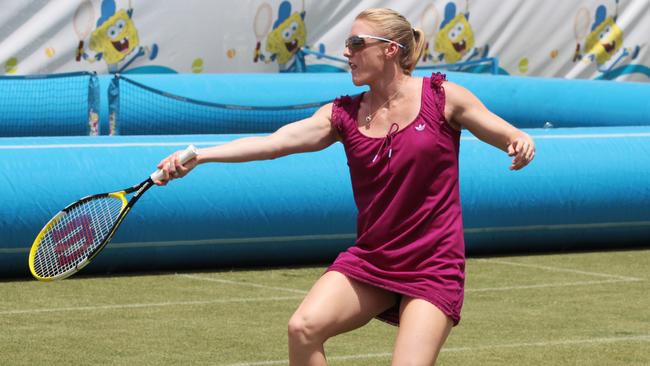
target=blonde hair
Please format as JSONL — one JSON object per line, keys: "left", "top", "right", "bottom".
{"left": 356, "top": 8, "right": 426, "bottom": 75}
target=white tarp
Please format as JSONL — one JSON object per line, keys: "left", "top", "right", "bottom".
{"left": 1, "top": 0, "right": 648, "bottom": 81}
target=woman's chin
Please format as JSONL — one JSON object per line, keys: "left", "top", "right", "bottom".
{"left": 350, "top": 71, "right": 367, "bottom": 86}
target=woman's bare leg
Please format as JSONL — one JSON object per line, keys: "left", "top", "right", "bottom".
{"left": 391, "top": 297, "right": 453, "bottom": 366}
{"left": 288, "top": 271, "right": 397, "bottom": 366}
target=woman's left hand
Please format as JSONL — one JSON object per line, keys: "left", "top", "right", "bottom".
{"left": 507, "top": 134, "right": 535, "bottom": 170}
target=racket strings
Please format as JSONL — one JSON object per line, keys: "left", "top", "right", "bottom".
{"left": 32, "top": 196, "right": 124, "bottom": 278}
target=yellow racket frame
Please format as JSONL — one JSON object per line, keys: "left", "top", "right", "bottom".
{"left": 28, "top": 192, "right": 127, "bottom": 281}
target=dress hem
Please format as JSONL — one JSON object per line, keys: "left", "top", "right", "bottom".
{"left": 326, "top": 265, "right": 461, "bottom": 326}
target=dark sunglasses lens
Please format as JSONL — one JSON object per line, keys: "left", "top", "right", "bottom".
{"left": 346, "top": 36, "right": 365, "bottom": 50}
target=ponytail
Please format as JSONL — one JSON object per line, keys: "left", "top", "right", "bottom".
{"left": 356, "top": 9, "right": 425, "bottom": 75}
{"left": 402, "top": 28, "right": 426, "bottom": 75}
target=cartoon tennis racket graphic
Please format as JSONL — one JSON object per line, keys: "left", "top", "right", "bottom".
{"left": 420, "top": 3, "right": 439, "bottom": 62}
{"left": 253, "top": 2, "right": 273, "bottom": 63}
{"left": 73, "top": 0, "right": 95, "bottom": 62}
{"left": 573, "top": 7, "right": 591, "bottom": 62}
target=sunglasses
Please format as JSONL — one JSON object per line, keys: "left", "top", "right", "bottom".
{"left": 345, "top": 34, "right": 405, "bottom": 52}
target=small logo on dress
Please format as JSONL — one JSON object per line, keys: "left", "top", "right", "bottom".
{"left": 415, "top": 123, "right": 426, "bottom": 131}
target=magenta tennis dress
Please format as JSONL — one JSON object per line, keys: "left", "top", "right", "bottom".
{"left": 327, "top": 73, "right": 465, "bottom": 326}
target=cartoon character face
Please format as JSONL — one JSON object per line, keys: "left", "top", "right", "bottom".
{"left": 434, "top": 14, "right": 474, "bottom": 64}
{"left": 585, "top": 17, "right": 623, "bottom": 65}
{"left": 265, "top": 12, "right": 306, "bottom": 65}
{"left": 89, "top": 9, "right": 139, "bottom": 65}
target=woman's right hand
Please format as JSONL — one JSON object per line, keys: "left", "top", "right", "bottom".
{"left": 154, "top": 149, "right": 200, "bottom": 186}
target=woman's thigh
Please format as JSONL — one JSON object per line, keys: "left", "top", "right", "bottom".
{"left": 289, "top": 271, "right": 398, "bottom": 339}
{"left": 391, "top": 297, "right": 453, "bottom": 365}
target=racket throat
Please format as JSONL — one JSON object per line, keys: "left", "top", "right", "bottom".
{"left": 131, "top": 178, "right": 155, "bottom": 200}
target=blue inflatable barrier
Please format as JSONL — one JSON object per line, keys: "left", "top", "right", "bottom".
{"left": 0, "top": 72, "right": 99, "bottom": 137}
{"left": 2, "top": 72, "right": 649, "bottom": 136}
{"left": 1, "top": 127, "right": 649, "bottom": 277}
{"left": 105, "top": 72, "right": 650, "bottom": 134}
{"left": 429, "top": 72, "right": 650, "bottom": 129}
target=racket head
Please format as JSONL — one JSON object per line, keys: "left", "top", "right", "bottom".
{"left": 253, "top": 2, "right": 273, "bottom": 40}
{"left": 73, "top": 0, "right": 95, "bottom": 40}
{"left": 574, "top": 7, "right": 591, "bottom": 41}
{"left": 420, "top": 3, "right": 439, "bottom": 39}
{"left": 29, "top": 145, "right": 195, "bottom": 281}
{"left": 29, "top": 191, "right": 128, "bottom": 281}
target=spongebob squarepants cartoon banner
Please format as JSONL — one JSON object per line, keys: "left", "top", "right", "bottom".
{"left": 0, "top": 0, "right": 648, "bottom": 81}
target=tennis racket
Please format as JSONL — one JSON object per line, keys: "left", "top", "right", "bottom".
{"left": 28, "top": 145, "right": 198, "bottom": 281}
{"left": 419, "top": 3, "right": 439, "bottom": 62}
{"left": 73, "top": 0, "right": 94, "bottom": 62}
{"left": 573, "top": 7, "right": 591, "bottom": 62}
{"left": 253, "top": 2, "right": 272, "bottom": 62}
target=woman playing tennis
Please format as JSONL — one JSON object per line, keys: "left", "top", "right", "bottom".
{"left": 157, "top": 8, "right": 535, "bottom": 366}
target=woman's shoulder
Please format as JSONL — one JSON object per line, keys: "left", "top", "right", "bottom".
{"left": 332, "top": 93, "right": 362, "bottom": 119}
{"left": 428, "top": 72, "right": 447, "bottom": 90}
{"left": 422, "top": 72, "right": 453, "bottom": 98}
{"left": 439, "top": 79, "right": 477, "bottom": 107}
{"left": 330, "top": 93, "right": 361, "bottom": 134}
{"left": 333, "top": 94, "right": 359, "bottom": 107}
{"left": 423, "top": 72, "right": 469, "bottom": 94}
{"left": 314, "top": 102, "right": 334, "bottom": 118}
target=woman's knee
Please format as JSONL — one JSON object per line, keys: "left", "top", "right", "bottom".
{"left": 287, "top": 311, "right": 330, "bottom": 345}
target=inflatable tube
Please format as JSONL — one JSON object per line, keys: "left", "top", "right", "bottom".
{"left": 430, "top": 72, "right": 650, "bottom": 129}
{"left": 3, "top": 72, "right": 650, "bottom": 136}
{"left": 1, "top": 127, "right": 649, "bottom": 277}
{"left": 459, "top": 126, "right": 650, "bottom": 252}
{"left": 0, "top": 72, "right": 98, "bottom": 137}
{"left": 107, "top": 72, "right": 650, "bottom": 135}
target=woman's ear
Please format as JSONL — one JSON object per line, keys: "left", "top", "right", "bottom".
{"left": 384, "top": 43, "right": 401, "bottom": 58}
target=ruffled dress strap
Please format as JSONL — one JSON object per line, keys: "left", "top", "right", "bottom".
{"left": 331, "top": 93, "right": 362, "bottom": 140}
{"left": 418, "top": 72, "right": 449, "bottom": 128}
{"left": 429, "top": 72, "right": 447, "bottom": 123}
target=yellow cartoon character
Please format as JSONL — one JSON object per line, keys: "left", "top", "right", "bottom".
{"left": 78, "top": 0, "right": 158, "bottom": 73}
{"left": 585, "top": 6, "right": 623, "bottom": 66}
{"left": 90, "top": 8, "right": 139, "bottom": 66}
{"left": 576, "top": 2, "right": 641, "bottom": 74}
{"left": 265, "top": 1, "right": 307, "bottom": 72}
{"left": 434, "top": 3, "right": 475, "bottom": 64}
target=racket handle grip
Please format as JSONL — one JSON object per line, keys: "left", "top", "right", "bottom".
{"left": 150, "top": 144, "right": 198, "bottom": 182}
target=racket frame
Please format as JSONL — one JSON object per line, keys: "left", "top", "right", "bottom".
{"left": 29, "top": 144, "right": 197, "bottom": 281}
{"left": 29, "top": 178, "right": 153, "bottom": 281}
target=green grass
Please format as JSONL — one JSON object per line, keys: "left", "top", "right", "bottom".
{"left": 1, "top": 249, "right": 649, "bottom": 365}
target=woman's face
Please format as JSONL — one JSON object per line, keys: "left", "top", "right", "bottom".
{"left": 344, "top": 19, "right": 390, "bottom": 86}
